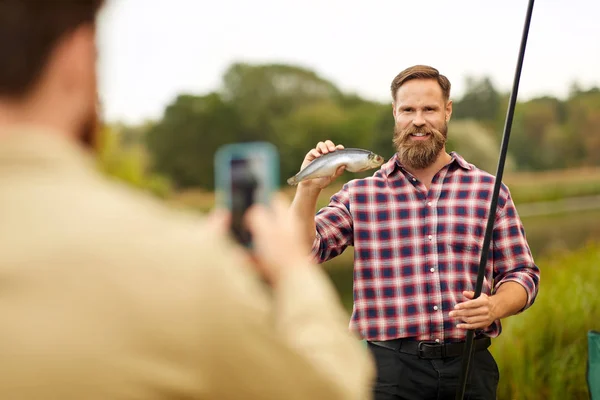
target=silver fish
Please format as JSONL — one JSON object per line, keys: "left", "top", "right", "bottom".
{"left": 287, "top": 148, "right": 385, "bottom": 185}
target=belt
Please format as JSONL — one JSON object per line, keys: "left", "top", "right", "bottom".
{"left": 368, "top": 337, "right": 491, "bottom": 360}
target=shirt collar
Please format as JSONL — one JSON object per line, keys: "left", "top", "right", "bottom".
{"left": 381, "top": 151, "right": 472, "bottom": 177}
{"left": 449, "top": 151, "right": 473, "bottom": 171}
{"left": 0, "top": 124, "right": 97, "bottom": 175}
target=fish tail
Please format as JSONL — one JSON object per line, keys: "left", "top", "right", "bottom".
{"left": 286, "top": 175, "right": 299, "bottom": 185}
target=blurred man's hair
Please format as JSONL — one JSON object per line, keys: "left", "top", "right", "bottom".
{"left": 390, "top": 65, "right": 451, "bottom": 102}
{"left": 0, "top": 0, "right": 105, "bottom": 99}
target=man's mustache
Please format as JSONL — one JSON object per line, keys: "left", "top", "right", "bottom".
{"left": 395, "top": 126, "right": 439, "bottom": 142}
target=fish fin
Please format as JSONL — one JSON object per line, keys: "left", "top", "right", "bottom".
{"left": 286, "top": 176, "right": 298, "bottom": 186}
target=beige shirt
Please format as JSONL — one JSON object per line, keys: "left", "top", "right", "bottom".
{"left": 0, "top": 126, "right": 375, "bottom": 400}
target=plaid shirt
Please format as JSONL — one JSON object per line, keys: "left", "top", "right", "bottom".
{"left": 310, "top": 152, "right": 540, "bottom": 343}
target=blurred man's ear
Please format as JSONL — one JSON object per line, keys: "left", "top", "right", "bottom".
{"left": 43, "top": 23, "right": 100, "bottom": 151}
{"left": 445, "top": 99, "right": 453, "bottom": 122}
{"left": 50, "top": 24, "right": 96, "bottom": 97}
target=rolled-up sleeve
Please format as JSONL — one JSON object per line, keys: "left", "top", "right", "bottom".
{"left": 492, "top": 190, "right": 541, "bottom": 312}
{"left": 310, "top": 185, "right": 354, "bottom": 264}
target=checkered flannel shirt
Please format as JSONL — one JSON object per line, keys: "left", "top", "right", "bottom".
{"left": 310, "top": 152, "right": 540, "bottom": 342}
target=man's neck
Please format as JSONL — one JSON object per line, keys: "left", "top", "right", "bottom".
{"left": 0, "top": 99, "right": 72, "bottom": 140}
{"left": 402, "top": 151, "right": 453, "bottom": 189}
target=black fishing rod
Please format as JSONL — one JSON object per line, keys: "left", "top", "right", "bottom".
{"left": 454, "top": 0, "right": 535, "bottom": 398}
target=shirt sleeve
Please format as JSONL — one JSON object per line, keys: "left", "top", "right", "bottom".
{"left": 492, "top": 187, "right": 541, "bottom": 312}
{"left": 202, "top": 234, "right": 375, "bottom": 400}
{"left": 309, "top": 184, "right": 354, "bottom": 264}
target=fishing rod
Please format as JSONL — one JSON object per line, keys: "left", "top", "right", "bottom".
{"left": 454, "top": 0, "right": 535, "bottom": 398}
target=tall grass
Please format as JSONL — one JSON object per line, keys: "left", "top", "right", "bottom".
{"left": 490, "top": 242, "right": 600, "bottom": 400}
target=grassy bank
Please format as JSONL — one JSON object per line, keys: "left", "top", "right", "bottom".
{"left": 489, "top": 242, "right": 599, "bottom": 400}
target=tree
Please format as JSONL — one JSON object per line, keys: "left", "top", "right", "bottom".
{"left": 136, "top": 61, "right": 600, "bottom": 192}
{"left": 445, "top": 119, "right": 516, "bottom": 174}
{"left": 273, "top": 99, "right": 385, "bottom": 182}
{"left": 145, "top": 93, "right": 242, "bottom": 189}
{"left": 564, "top": 89, "right": 600, "bottom": 166}
{"left": 220, "top": 62, "right": 343, "bottom": 144}
{"left": 453, "top": 76, "right": 501, "bottom": 126}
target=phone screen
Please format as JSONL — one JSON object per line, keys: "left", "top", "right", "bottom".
{"left": 214, "top": 142, "right": 279, "bottom": 248}
{"left": 229, "top": 157, "right": 259, "bottom": 245}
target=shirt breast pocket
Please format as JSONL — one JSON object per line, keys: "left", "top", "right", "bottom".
{"left": 447, "top": 238, "right": 480, "bottom": 255}
{"left": 443, "top": 234, "right": 484, "bottom": 273}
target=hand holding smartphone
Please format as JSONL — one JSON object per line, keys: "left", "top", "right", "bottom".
{"left": 214, "top": 142, "right": 279, "bottom": 248}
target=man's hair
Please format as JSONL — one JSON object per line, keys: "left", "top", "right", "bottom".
{"left": 390, "top": 65, "right": 451, "bottom": 102}
{"left": 0, "top": 0, "right": 105, "bottom": 99}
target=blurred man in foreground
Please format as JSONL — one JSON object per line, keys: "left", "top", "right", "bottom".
{"left": 0, "top": 1, "right": 374, "bottom": 399}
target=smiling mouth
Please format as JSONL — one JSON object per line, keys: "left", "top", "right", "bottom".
{"left": 410, "top": 133, "right": 430, "bottom": 137}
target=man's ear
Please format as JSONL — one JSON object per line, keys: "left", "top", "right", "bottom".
{"left": 51, "top": 24, "right": 96, "bottom": 96}
{"left": 445, "top": 99, "right": 453, "bottom": 122}
{"left": 392, "top": 102, "right": 397, "bottom": 119}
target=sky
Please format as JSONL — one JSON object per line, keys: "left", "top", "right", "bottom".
{"left": 96, "top": 0, "right": 600, "bottom": 125}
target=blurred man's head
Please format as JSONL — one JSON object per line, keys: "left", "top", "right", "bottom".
{"left": 0, "top": 0, "right": 105, "bottom": 150}
{"left": 390, "top": 65, "right": 453, "bottom": 170}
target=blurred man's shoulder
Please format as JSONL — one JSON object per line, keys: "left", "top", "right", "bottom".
{"left": 2, "top": 128, "right": 239, "bottom": 276}
{"left": 70, "top": 174, "right": 258, "bottom": 299}
{"left": 85, "top": 174, "right": 221, "bottom": 252}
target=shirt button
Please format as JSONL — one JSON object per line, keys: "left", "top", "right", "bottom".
{"left": 428, "top": 235, "right": 433, "bottom": 241}
{"left": 412, "top": 178, "right": 417, "bottom": 181}
{"left": 427, "top": 202, "right": 433, "bottom": 206}
{"left": 430, "top": 267, "right": 435, "bottom": 272}
{"left": 435, "top": 339, "right": 441, "bottom": 343}
{"left": 433, "top": 305, "right": 439, "bottom": 311}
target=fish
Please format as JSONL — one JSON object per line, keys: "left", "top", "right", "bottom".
{"left": 286, "top": 148, "right": 385, "bottom": 185}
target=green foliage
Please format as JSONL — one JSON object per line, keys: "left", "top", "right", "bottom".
{"left": 490, "top": 242, "right": 600, "bottom": 400}
{"left": 118, "top": 61, "right": 600, "bottom": 191}
{"left": 445, "top": 119, "right": 517, "bottom": 174}
{"left": 97, "top": 126, "right": 172, "bottom": 198}
{"left": 143, "top": 64, "right": 355, "bottom": 189}
{"left": 221, "top": 62, "right": 343, "bottom": 141}
{"left": 273, "top": 99, "right": 390, "bottom": 182}
{"left": 452, "top": 76, "right": 501, "bottom": 124}
{"left": 145, "top": 93, "right": 242, "bottom": 189}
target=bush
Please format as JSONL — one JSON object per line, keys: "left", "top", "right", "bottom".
{"left": 491, "top": 242, "right": 600, "bottom": 399}
{"left": 97, "top": 125, "right": 172, "bottom": 199}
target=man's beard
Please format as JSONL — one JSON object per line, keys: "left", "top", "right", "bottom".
{"left": 78, "top": 99, "right": 101, "bottom": 152}
{"left": 393, "top": 122, "right": 447, "bottom": 169}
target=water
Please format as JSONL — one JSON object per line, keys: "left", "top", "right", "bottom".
{"left": 520, "top": 208, "right": 600, "bottom": 260}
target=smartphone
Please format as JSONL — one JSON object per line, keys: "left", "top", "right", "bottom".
{"left": 214, "top": 142, "right": 279, "bottom": 247}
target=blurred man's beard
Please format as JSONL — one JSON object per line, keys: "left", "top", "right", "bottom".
{"left": 78, "top": 103, "right": 100, "bottom": 152}
{"left": 393, "top": 122, "right": 447, "bottom": 169}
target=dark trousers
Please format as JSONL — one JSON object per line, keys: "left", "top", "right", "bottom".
{"left": 367, "top": 340, "right": 499, "bottom": 400}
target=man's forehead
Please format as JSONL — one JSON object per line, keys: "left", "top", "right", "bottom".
{"left": 395, "top": 80, "right": 444, "bottom": 104}
{"left": 397, "top": 79, "right": 443, "bottom": 96}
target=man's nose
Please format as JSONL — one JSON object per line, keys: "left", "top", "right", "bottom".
{"left": 412, "top": 112, "right": 426, "bottom": 127}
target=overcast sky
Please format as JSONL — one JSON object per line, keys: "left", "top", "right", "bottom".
{"left": 96, "top": 0, "right": 600, "bottom": 124}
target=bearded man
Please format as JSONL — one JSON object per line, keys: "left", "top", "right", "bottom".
{"left": 290, "top": 65, "right": 541, "bottom": 400}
